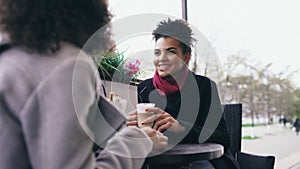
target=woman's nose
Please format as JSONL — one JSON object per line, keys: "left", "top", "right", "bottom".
{"left": 158, "top": 52, "right": 167, "bottom": 61}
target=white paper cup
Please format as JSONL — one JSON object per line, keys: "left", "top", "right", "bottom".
{"left": 136, "top": 103, "right": 155, "bottom": 128}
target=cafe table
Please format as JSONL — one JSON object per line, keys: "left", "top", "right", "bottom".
{"left": 145, "top": 143, "right": 224, "bottom": 168}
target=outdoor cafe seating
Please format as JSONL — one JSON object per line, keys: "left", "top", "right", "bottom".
{"left": 102, "top": 81, "right": 275, "bottom": 169}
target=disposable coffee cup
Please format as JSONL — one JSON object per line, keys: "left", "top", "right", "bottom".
{"left": 136, "top": 103, "right": 155, "bottom": 128}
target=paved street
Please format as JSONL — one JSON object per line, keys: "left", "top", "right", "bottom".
{"left": 242, "top": 123, "right": 300, "bottom": 169}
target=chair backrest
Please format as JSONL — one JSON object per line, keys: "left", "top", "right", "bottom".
{"left": 237, "top": 152, "right": 275, "bottom": 169}
{"left": 222, "top": 103, "right": 242, "bottom": 156}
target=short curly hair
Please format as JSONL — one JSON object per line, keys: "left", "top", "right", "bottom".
{"left": 152, "top": 18, "right": 196, "bottom": 55}
{"left": 0, "top": 0, "right": 112, "bottom": 54}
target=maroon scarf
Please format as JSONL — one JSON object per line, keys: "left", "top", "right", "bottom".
{"left": 152, "top": 66, "right": 189, "bottom": 96}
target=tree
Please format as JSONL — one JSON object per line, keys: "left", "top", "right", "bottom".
{"left": 221, "top": 51, "right": 300, "bottom": 124}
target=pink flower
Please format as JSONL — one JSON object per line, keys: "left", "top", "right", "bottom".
{"left": 124, "top": 59, "right": 140, "bottom": 78}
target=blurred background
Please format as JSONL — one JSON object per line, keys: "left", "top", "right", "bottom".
{"left": 107, "top": 1, "right": 300, "bottom": 168}
{"left": 108, "top": 0, "right": 300, "bottom": 125}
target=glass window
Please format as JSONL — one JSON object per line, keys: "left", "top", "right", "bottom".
{"left": 109, "top": 0, "right": 181, "bottom": 21}
{"left": 108, "top": 0, "right": 182, "bottom": 80}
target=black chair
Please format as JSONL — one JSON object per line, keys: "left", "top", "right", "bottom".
{"left": 236, "top": 152, "right": 275, "bottom": 169}
{"left": 222, "top": 103, "right": 242, "bottom": 157}
{"left": 222, "top": 103, "right": 275, "bottom": 169}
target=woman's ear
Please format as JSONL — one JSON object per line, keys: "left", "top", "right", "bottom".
{"left": 184, "top": 53, "right": 191, "bottom": 64}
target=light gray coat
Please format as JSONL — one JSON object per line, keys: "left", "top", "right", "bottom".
{"left": 0, "top": 43, "right": 152, "bottom": 169}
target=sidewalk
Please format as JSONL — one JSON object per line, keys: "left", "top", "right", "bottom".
{"left": 241, "top": 123, "right": 300, "bottom": 169}
{"left": 290, "top": 162, "right": 300, "bottom": 169}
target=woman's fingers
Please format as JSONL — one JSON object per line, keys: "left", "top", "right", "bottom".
{"left": 156, "top": 116, "right": 173, "bottom": 125}
{"left": 128, "top": 110, "right": 137, "bottom": 116}
{"left": 157, "top": 122, "right": 173, "bottom": 132}
{"left": 141, "top": 127, "right": 168, "bottom": 151}
{"left": 141, "top": 114, "right": 160, "bottom": 124}
{"left": 153, "top": 116, "right": 173, "bottom": 130}
{"left": 153, "top": 131, "right": 168, "bottom": 150}
{"left": 153, "top": 114, "right": 185, "bottom": 133}
{"left": 141, "top": 127, "right": 156, "bottom": 137}
{"left": 126, "top": 110, "right": 138, "bottom": 126}
{"left": 127, "top": 114, "right": 138, "bottom": 121}
{"left": 140, "top": 107, "right": 164, "bottom": 124}
{"left": 126, "top": 120, "right": 138, "bottom": 126}
{"left": 145, "top": 107, "right": 164, "bottom": 114}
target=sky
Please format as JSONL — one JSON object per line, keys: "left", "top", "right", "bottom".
{"left": 109, "top": 0, "right": 300, "bottom": 87}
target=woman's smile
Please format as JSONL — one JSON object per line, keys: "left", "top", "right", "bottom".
{"left": 158, "top": 64, "right": 172, "bottom": 71}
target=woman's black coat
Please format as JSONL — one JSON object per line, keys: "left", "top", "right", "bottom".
{"left": 138, "top": 71, "right": 240, "bottom": 169}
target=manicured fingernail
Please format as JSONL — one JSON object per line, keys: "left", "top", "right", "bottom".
{"left": 145, "top": 108, "right": 149, "bottom": 111}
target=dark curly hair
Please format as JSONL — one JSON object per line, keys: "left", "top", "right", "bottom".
{"left": 152, "top": 18, "right": 196, "bottom": 55}
{"left": 0, "top": 0, "right": 113, "bottom": 54}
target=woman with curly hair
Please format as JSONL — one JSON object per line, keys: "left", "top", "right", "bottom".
{"left": 0, "top": 0, "right": 167, "bottom": 169}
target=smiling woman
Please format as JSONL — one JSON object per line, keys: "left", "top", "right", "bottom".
{"left": 127, "top": 19, "right": 240, "bottom": 169}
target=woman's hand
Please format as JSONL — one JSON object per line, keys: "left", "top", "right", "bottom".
{"left": 142, "top": 107, "right": 185, "bottom": 133}
{"left": 140, "top": 127, "right": 168, "bottom": 153}
{"left": 126, "top": 110, "right": 138, "bottom": 127}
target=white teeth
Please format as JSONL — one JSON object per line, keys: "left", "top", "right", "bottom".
{"left": 160, "top": 65, "right": 166, "bottom": 69}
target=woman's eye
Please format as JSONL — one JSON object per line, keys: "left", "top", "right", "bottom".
{"left": 167, "top": 50, "right": 176, "bottom": 54}
{"left": 154, "top": 51, "right": 160, "bottom": 56}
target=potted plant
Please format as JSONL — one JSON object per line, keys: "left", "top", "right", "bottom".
{"left": 93, "top": 50, "right": 141, "bottom": 85}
